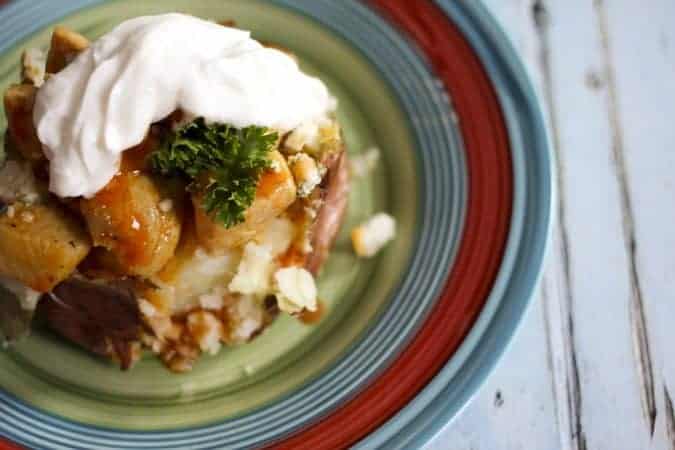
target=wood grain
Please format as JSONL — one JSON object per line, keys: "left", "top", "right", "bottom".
{"left": 531, "top": 1, "right": 587, "bottom": 448}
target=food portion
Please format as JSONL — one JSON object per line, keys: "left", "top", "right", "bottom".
{"left": 0, "top": 14, "right": 395, "bottom": 371}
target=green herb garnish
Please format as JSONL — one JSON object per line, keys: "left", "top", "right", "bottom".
{"left": 150, "top": 118, "right": 277, "bottom": 228}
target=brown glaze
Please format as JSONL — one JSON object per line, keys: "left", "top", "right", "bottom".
{"left": 256, "top": 165, "right": 290, "bottom": 197}
{"left": 298, "top": 299, "right": 325, "bottom": 325}
{"left": 84, "top": 172, "right": 152, "bottom": 267}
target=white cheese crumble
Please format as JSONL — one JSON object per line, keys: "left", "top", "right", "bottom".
{"left": 288, "top": 153, "right": 322, "bottom": 198}
{"left": 228, "top": 242, "right": 274, "bottom": 295}
{"left": 228, "top": 216, "right": 295, "bottom": 296}
{"left": 273, "top": 267, "right": 317, "bottom": 314}
{"left": 131, "top": 218, "right": 141, "bottom": 230}
{"left": 351, "top": 213, "right": 397, "bottom": 258}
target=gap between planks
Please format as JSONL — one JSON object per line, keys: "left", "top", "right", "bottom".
{"left": 531, "top": 1, "right": 587, "bottom": 449}
{"left": 593, "top": 0, "right": 658, "bottom": 438}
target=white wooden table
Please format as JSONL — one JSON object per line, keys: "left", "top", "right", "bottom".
{"left": 427, "top": 1, "right": 675, "bottom": 449}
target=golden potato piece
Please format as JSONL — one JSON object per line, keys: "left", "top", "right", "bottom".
{"left": 80, "top": 172, "right": 183, "bottom": 278}
{"left": 45, "top": 26, "right": 89, "bottom": 73}
{"left": 193, "top": 150, "right": 297, "bottom": 252}
{"left": 0, "top": 203, "right": 91, "bottom": 292}
{"left": 3, "top": 84, "right": 44, "bottom": 162}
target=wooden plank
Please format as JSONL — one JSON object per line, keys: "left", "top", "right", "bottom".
{"left": 426, "top": 1, "right": 562, "bottom": 448}
{"left": 532, "top": 0, "right": 668, "bottom": 449}
{"left": 599, "top": 2, "right": 675, "bottom": 449}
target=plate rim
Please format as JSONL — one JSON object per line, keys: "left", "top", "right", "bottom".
{"left": 355, "top": 1, "right": 554, "bottom": 448}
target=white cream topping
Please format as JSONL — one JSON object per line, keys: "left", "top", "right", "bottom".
{"left": 33, "top": 13, "right": 336, "bottom": 198}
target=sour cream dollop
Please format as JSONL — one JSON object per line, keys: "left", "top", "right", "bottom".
{"left": 33, "top": 13, "right": 336, "bottom": 198}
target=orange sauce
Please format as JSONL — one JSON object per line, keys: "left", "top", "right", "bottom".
{"left": 277, "top": 246, "right": 308, "bottom": 268}
{"left": 299, "top": 299, "right": 325, "bottom": 325}
{"left": 256, "top": 167, "right": 286, "bottom": 197}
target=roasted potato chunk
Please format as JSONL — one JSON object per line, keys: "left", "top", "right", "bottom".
{"left": 80, "top": 172, "right": 183, "bottom": 277}
{"left": 45, "top": 26, "right": 89, "bottom": 73}
{"left": 3, "top": 84, "right": 44, "bottom": 162}
{"left": 193, "top": 150, "right": 296, "bottom": 252}
{"left": 0, "top": 203, "right": 91, "bottom": 292}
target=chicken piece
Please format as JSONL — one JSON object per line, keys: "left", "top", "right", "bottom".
{"left": 194, "top": 150, "right": 297, "bottom": 252}
{"left": 0, "top": 203, "right": 91, "bottom": 292}
{"left": 80, "top": 171, "right": 183, "bottom": 278}
{"left": 45, "top": 26, "right": 89, "bottom": 73}
{"left": 3, "top": 84, "right": 44, "bottom": 162}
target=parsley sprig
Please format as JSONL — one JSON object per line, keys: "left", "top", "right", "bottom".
{"left": 150, "top": 118, "right": 277, "bottom": 228}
